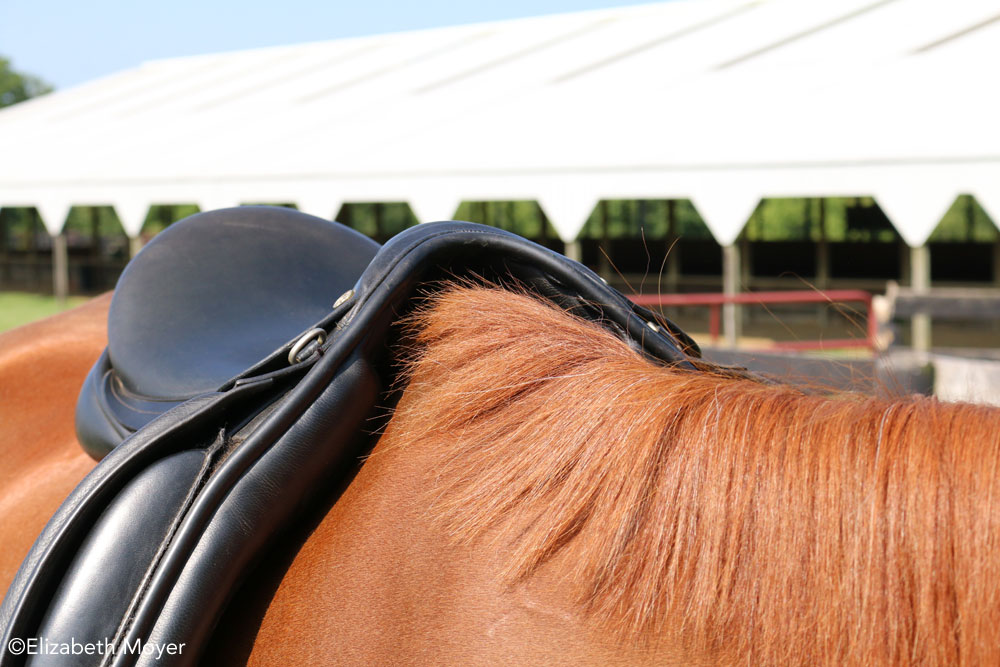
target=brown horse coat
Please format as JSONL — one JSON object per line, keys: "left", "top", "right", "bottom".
{"left": 0, "top": 295, "right": 108, "bottom": 593}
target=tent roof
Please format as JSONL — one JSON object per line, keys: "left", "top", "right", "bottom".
{"left": 2, "top": 0, "right": 999, "bottom": 245}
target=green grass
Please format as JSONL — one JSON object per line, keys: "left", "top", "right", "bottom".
{"left": 0, "top": 292, "right": 88, "bottom": 333}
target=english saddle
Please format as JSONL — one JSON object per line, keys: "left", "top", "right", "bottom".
{"left": 0, "top": 207, "right": 705, "bottom": 666}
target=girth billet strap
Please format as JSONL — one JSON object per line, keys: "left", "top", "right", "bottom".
{"left": 0, "top": 219, "right": 700, "bottom": 666}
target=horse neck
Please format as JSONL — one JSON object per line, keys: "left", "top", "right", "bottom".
{"left": 255, "top": 286, "right": 1000, "bottom": 665}
{"left": 252, "top": 378, "right": 704, "bottom": 664}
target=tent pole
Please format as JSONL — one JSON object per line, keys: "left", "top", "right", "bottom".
{"left": 910, "top": 243, "right": 931, "bottom": 352}
{"left": 52, "top": 233, "right": 69, "bottom": 303}
{"left": 722, "top": 243, "right": 741, "bottom": 348}
{"left": 564, "top": 240, "right": 582, "bottom": 262}
{"left": 129, "top": 235, "right": 144, "bottom": 258}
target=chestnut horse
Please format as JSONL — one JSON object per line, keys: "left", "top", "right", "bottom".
{"left": 3, "top": 286, "right": 1000, "bottom": 665}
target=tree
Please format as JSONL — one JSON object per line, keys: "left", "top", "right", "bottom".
{"left": 0, "top": 57, "right": 52, "bottom": 108}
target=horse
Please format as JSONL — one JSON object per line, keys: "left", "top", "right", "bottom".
{"left": 3, "top": 283, "right": 1000, "bottom": 665}
{"left": 0, "top": 294, "right": 109, "bottom": 590}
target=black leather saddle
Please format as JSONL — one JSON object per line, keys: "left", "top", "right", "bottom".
{"left": 75, "top": 206, "right": 381, "bottom": 459}
{"left": 0, "top": 207, "right": 703, "bottom": 666}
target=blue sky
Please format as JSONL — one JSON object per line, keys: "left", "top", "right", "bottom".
{"left": 1, "top": 0, "right": 648, "bottom": 90}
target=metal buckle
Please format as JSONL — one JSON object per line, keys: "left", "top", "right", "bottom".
{"left": 288, "top": 327, "right": 327, "bottom": 365}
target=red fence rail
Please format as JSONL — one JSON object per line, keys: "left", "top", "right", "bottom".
{"left": 629, "top": 290, "right": 877, "bottom": 351}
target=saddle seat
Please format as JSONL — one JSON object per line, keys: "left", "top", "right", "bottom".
{"left": 75, "top": 207, "right": 379, "bottom": 459}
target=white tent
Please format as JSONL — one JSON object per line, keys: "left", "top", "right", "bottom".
{"left": 2, "top": 0, "right": 998, "bottom": 346}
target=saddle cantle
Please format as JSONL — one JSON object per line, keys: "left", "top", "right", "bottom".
{"left": 75, "top": 206, "right": 380, "bottom": 459}
{"left": 0, "top": 208, "right": 701, "bottom": 666}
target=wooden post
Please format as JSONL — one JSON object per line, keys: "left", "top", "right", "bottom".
{"left": 722, "top": 243, "right": 741, "bottom": 348}
{"left": 564, "top": 240, "right": 582, "bottom": 263}
{"left": 911, "top": 243, "right": 931, "bottom": 352}
{"left": 129, "top": 235, "right": 144, "bottom": 258}
{"left": 52, "top": 232, "right": 69, "bottom": 303}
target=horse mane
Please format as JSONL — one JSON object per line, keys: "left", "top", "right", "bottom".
{"left": 391, "top": 285, "right": 1000, "bottom": 665}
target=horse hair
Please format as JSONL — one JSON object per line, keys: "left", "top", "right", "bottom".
{"left": 390, "top": 285, "right": 1000, "bottom": 665}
